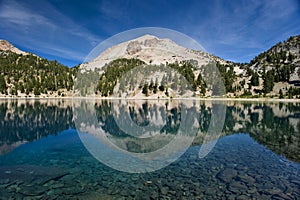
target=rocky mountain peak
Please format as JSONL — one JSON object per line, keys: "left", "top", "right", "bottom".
{"left": 0, "top": 40, "right": 27, "bottom": 55}
{"left": 126, "top": 41, "right": 142, "bottom": 55}
{"left": 81, "top": 34, "right": 220, "bottom": 71}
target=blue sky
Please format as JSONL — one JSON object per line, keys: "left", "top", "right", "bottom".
{"left": 0, "top": 0, "right": 299, "bottom": 67}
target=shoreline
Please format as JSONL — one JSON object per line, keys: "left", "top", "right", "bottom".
{"left": 0, "top": 96, "right": 299, "bottom": 102}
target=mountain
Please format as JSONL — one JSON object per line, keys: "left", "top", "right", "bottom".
{"left": 81, "top": 34, "right": 229, "bottom": 71}
{"left": 250, "top": 35, "right": 300, "bottom": 72}
{"left": 0, "top": 34, "right": 299, "bottom": 98}
{"left": 80, "top": 34, "right": 300, "bottom": 98}
{"left": 239, "top": 35, "right": 300, "bottom": 97}
{"left": 79, "top": 35, "right": 233, "bottom": 98}
{"left": 0, "top": 45, "right": 77, "bottom": 97}
{"left": 0, "top": 40, "right": 27, "bottom": 55}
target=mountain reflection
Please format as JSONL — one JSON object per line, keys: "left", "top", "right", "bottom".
{"left": 0, "top": 100, "right": 299, "bottom": 164}
{"left": 90, "top": 101, "right": 202, "bottom": 154}
{"left": 224, "top": 102, "right": 300, "bottom": 163}
{"left": 0, "top": 100, "right": 74, "bottom": 154}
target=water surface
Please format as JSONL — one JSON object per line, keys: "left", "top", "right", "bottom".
{"left": 0, "top": 99, "right": 299, "bottom": 199}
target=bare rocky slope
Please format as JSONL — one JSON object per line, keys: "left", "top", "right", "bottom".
{"left": 80, "top": 34, "right": 229, "bottom": 71}
{"left": 0, "top": 40, "right": 27, "bottom": 55}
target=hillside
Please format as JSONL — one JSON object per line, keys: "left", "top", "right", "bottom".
{"left": 80, "top": 34, "right": 300, "bottom": 98}
{"left": 0, "top": 35, "right": 300, "bottom": 98}
{"left": 243, "top": 35, "right": 300, "bottom": 97}
{"left": 0, "top": 44, "right": 78, "bottom": 97}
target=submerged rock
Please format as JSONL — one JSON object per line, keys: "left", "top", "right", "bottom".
{"left": 271, "top": 193, "right": 293, "bottom": 200}
{"left": 228, "top": 181, "right": 248, "bottom": 194}
{"left": 0, "top": 165, "right": 68, "bottom": 183}
{"left": 216, "top": 168, "right": 238, "bottom": 183}
{"left": 19, "top": 185, "right": 45, "bottom": 196}
{"left": 236, "top": 174, "right": 256, "bottom": 185}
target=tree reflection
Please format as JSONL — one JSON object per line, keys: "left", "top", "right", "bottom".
{"left": 0, "top": 100, "right": 299, "bottom": 163}
{"left": 0, "top": 100, "right": 74, "bottom": 154}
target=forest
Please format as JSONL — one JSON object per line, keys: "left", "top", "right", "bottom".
{"left": 0, "top": 51, "right": 77, "bottom": 96}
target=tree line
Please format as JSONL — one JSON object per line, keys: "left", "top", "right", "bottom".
{"left": 0, "top": 51, "right": 78, "bottom": 96}
{"left": 1, "top": 48, "right": 299, "bottom": 98}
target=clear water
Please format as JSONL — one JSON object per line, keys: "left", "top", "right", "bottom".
{"left": 0, "top": 99, "right": 299, "bottom": 199}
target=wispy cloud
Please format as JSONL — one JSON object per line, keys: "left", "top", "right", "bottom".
{"left": 0, "top": 1, "right": 55, "bottom": 28}
{"left": 0, "top": 0, "right": 102, "bottom": 64}
{"left": 0, "top": 0, "right": 299, "bottom": 65}
{"left": 181, "top": 0, "right": 300, "bottom": 62}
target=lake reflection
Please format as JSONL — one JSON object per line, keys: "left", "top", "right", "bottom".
{"left": 0, "top": 99, "right": 299, "bottom": 199}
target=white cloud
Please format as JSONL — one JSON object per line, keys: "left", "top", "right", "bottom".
{"left": 0, "top": 1, "right": 55, "bottom": 28}
{"left": 0, "top": 0, "right": 102, "bottom": 64}
{"left": 182, "top": 0, "right": 299, "bottom": 62}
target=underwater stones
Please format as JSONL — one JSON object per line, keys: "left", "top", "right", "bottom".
{"left": 191, "top": 180, "right": 201, "bottom": 189}
{"left": 246, "top": 187, "right": 257, "bottom": 194}
{"left": 131, "top": 175, "right": 140, "bottom": 181}
{"left": 19, "top": 185, "right": 45, "bottom": 196}
{"left": 127, "top": 187, "right": 138, "bottom": 197}
{"left": 144, "top": 180, "right": 152, "bottom": 185}
{"left": 258, "top": 186, "right": 284, "bottom": 197}
{"left": 168, "top": 189, "right": 177, "bottom": 196}
{"left": 59, "top": 174, "right": 76, "bottom": 182}
{"left": 227, "top": 194, "right": 236, "bottom": 200}
{"left": 62, "top": 186, "right": 85, "bottom": 195}
{"left": 228, "top": 181, "right": 248, "bottom": 194}
{"left": 216, "top": 168, "right": 238, "bottom": 183}
{"left": 236, "top": 194, "right": 250, "bottom": 200}
{"left": 149, "top": 191, "right": 159, "bottom": 199}
{"left": 119, "top": 188, "right": 129, "bottom": 196}
{"left": 236, "top": 174, "right": 256, "bottom": 185}
{"left": 6, "top": 184, "right": 19, "bottom": 193}
{"left": 289, "top": 178, "right": 300, "bottom": 187}
{"left": 118, "top": 177, "right": 127, "bottom": 183}
{"left": 160, "top": 186, "right": 169, "bottom": 195}
{"left": 0, "top": 178, "right": 10, "bottom": 185}
{"left": 234, "top": 165, "right": 248, "bottom": 171}
{"left": 203, "top": 187, "right": 216, "bottom": 196}
{"left": 0, "top": 165, "right": 69, "bottom": 187}
{"left": 271, "top": 193, "right": 293, "bottom": 200}
{"left": 45, "top": 190, "right": 55, "bottom": 196}
{"left": 51, "top": 183, "right": 65, "bottom": 189}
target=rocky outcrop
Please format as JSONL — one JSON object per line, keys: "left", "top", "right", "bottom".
{"left": 0, "top": 40, "right": 27, "bottom": 54}
{"left": 126, "top": 41, "right": 142, "bottom": 55}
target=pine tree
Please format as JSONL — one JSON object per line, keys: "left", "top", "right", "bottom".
{"left": 142, "top": 83, "right": 149, "bottom": 96}
{"left": 149, "top": 79, "right": 154, "bottom": 90}
{"left": 263, "top": 70, "right": 275, "bottom": 94}
{"left": 165, "top": 87, "right": 169, "bottom": 97}
{"left": 279, "top": 89, "right": 284, "bottom": 99}
{"left": 159, "top": 85, "right": 165, "bottom": 92}
{"left": 0, "top": 75, "right": 7, "bottom": 94}
{"left": 250, "top": 72, "right": 259, "bottom": 86}
{"left": 201, "top": 86, "right": 206, "bottom": 96}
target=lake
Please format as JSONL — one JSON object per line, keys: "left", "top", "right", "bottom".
{"left": 0, "top": 99, "right": 299, "bottom": 199}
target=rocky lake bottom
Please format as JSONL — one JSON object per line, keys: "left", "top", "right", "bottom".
{"left": 0, "top": 130, "right": 299, "bottom": 200}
